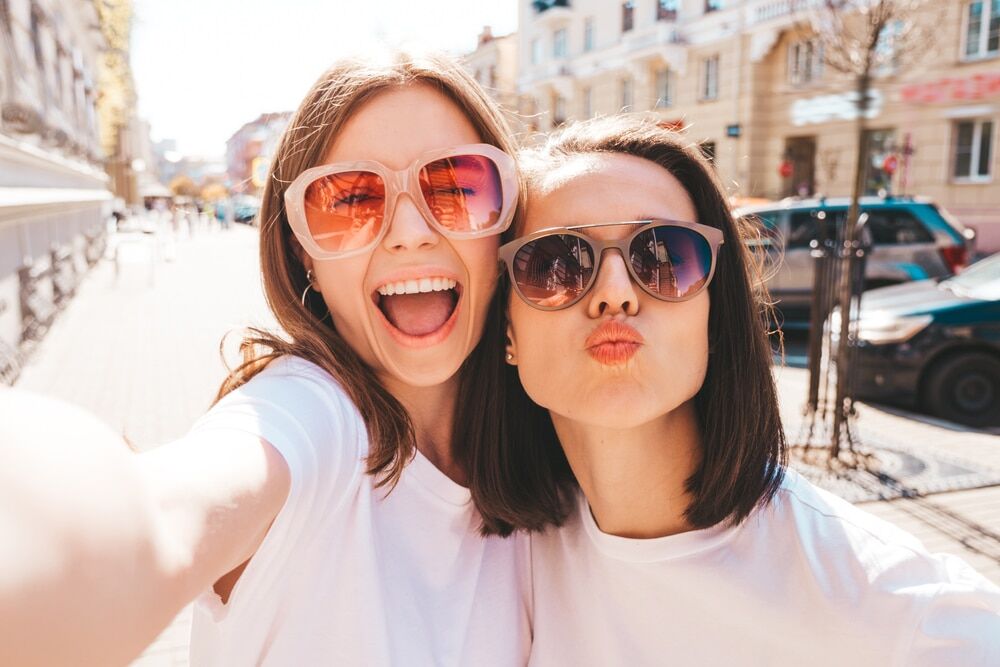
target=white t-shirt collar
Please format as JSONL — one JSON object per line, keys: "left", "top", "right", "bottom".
{"left": 577, "top": 490, "right": 740, "bottom": 563}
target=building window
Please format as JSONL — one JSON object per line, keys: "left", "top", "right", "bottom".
{"left": 706, "top": 0, "right": 723, "bottom": 12}
{"left": 655, "top": 68, "right": 672, "bottom": 107}
{"left": 874, "top": 20, "right": 902, "bottom": 74}
{"left": 964, "top": 1, "right": 1000, "bottom": 58}
{"left": 621, "top": 77, "right": 633, "bottom": 111}
{"left": 531, "top": 38, "right": 542, "bottom": 65}
{"left": 488, "top": 65, "right": 497, "bottom": 88}
{"left": 584, "top": 17, "right": 595, "bottom": 52}
{"left": 700, "top": 55, "right": 719, "bottom": 100}
{"left": 953, "top": 119, "right": 994, "bottom": 181}
{"left": 658, "top": 0, "right": 678, "bottom": 21}
{"left": 788, "top": 39, "right": 823, "bottom": 85}
{"left": 554, "top": 94, "right": 567, "bottom": 125}
{"left": 533, "top": 0, "right": 570, "bottom": 12}
{"left": 622, "top": 1, "right": 635, "bottom": 32}
{"left": 863, "top": 128, "right": 896, "bottom": 194}
{"left": 583, "top": 86, "right": 593, "bottom": 118}
{"left": 553, "top": 28, "right": 567, "bottom": 58}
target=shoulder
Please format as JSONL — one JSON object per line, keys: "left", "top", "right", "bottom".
{"left": 206, "top": 357, "right": 361, "bottom": 435}
{"left": 763, "top": 471, "right": 1000, "bottom": 662}
{"left": 766, "top": 469, "right": 998, "bottom": 594}
{"left": 193, "top": 355, "right": 367, "bottom": 481}
{"left": 771, "top": 469, "right": 928, "bottom": 556}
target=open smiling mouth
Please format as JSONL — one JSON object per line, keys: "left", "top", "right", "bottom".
{"left": 372, "top": 277, "right": 463, "bottom": 343}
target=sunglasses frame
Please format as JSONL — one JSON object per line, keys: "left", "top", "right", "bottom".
{"left": 499, "top": 219, "right": 726, "bottom": 311}
{"left": 284, "top": 143, "right": 518, "bottom": 260}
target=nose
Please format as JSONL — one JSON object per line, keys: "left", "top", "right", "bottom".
{"left": 381, "top": 190, "right": 439, "bottom": 253}
{"left": 586, "top": 249, "right": 640, "bottom": 318}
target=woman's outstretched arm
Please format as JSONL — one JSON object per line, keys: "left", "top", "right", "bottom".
{"left": 0, "top": 389, "right": 290, "bottom": 667}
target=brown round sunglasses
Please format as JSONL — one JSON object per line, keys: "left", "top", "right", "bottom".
{"left": 499, "top": 219, "right": 725, "bottom": 310}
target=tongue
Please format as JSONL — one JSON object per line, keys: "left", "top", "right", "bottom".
{"left": 380, "top": 291, "right": 456, "bottom": 336}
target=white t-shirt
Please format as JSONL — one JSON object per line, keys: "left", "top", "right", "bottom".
{"left": 529, "top": 468, "right": 1000, "bottom": 666}
{"left": 187, "top": 356, "right": 531, "bottom": 666}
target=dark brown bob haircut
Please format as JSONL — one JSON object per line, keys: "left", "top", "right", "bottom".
{"left": 215, "top": 49, "right": 523, "bottom": 494}
{"left": 474, "top": 115, "right": 787, "bottom": 536}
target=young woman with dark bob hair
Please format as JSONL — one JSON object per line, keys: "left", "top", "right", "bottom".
{"left": 488, "top": 115, "right": 1000, "bottom": 665}
{"left": 0, "top": 50, "right": 560, "bottom": 666}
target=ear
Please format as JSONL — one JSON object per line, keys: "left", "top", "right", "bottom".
{"left": 505, "top": 322, "right": 517, "bottom": 365}
{"left": 293, "top": 241, "right": 317, "bottom": 287}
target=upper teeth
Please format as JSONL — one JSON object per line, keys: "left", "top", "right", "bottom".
{"left": 377, "top": 277, "right": 457, "bottom": 296}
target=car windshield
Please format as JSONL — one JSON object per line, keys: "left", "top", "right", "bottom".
{"left": 942, "top": 254, "right": 1000, "bottom": 300}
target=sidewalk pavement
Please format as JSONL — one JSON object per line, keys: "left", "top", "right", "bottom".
{"left": 12, "top": 223, "right": 1000, "bottom": 666}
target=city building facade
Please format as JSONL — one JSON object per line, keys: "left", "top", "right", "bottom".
{"left": 464, "top": 26, "right": 524, "bottom": 134}
{"left": 517, "top": 0, "right": 1000, "bottom": 253}
{"left": 0, "top": 0, "right": 113, "bottom": 365}
{"left": 225, "top": 111, "right": 292, "bottom": 195}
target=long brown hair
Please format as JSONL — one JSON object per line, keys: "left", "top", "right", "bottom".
{"left": 216, "top": 50, "right": 523, "bottom": 492}
{"left": 475, "top": 115, "right": 787, "bottom": 535}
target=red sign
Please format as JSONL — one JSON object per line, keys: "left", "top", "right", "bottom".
{"left": 778, "top": 160, "right": 793, "bottom": 178}
{"left": 658, "top": 119, "right": 686, "bottom": 132}
{"left": 901, "top": 73, "right": 1000, "bottom": 104}
{"left": 883, "top": 155, "right": 899, "bottom": 174}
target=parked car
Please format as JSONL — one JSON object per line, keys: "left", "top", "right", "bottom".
{"left": 737, "top": 196, "right": 975, "bottom": 327}
{"left": 835, "top": 252, "right": 1000, "bottom": 428}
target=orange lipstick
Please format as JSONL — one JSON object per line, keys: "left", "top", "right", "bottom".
{"left": 585, "top": 320, "right": 644, "bottom": 366}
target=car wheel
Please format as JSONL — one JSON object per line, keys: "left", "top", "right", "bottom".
{"left": 921, "top": 352, "right": 1000, "bottom": 428}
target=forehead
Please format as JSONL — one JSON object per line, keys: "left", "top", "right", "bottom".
{"left": 524, "top": 153, "right": 698, "bottom": 238}
{"left": 322, "top": 83, "right": 482, "bottom": 170}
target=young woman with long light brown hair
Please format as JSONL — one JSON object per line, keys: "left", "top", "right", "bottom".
{"left": 0, "top": 50, "right": 558, "bottom": 666}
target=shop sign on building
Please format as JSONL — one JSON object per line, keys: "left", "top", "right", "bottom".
{"left": 791, "top": 90, "right": 884, "bottom": 127}
{"left": 900, "top": 73, "right": 1000, "bottom": 104}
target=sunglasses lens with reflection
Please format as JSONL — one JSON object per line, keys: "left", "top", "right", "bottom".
{"left": 512, "top": 234, "right": 595, "bottom": 309}
{"left": 629, "top": 226, "right": 714, "bottom": 299}
{"left": 304, "top": 170, "right": 386, "bottom": 253}
{"left": 419, "top": 154, "right": 504, "bottom": 233}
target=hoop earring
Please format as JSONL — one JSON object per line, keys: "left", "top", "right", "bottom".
{"left": 300, "top": 269, "right": 315, "bottom": 307}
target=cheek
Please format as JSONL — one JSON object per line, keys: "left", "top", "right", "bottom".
{"left": 509, "top": 301, "right": 572, "bottom": 409}
{"left": 457, "top": 238, "right": 501, "bottom": 292}
{"left": 655, "top": 295, "right": 711, "bottom": 391}
{"left": 312, "top": 258, "right": 369, "bottom": 329}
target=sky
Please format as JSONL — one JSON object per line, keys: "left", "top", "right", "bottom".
{"left": 131, "top": 0, "right": 519, "bottom": 159}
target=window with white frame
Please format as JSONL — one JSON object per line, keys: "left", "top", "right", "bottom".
{"left": 874, "top": 20, "right": 902, "bottom": 74}
{"left": 658, "top": 0, "right": 678, "bottom": 21}
{"left": 621, "top": 77, "right": 633, "bottom": 111}
{"left": 787, "top": 39, "right": 823, "bottom": 85}
{"left": 953, "top": 119, "right": 994, "bottom": 180}
{"left": 622, "top": 1, "right": 635, "bottom": 32}
{"left": 584, "top": 17, "right": 594, "bottom": 52}
{"left": 553, "top": 28, "right": 567, "bottom": 58}
{"left": 964, "top": 0, "right": 1000, "bottom": 59}
{"left": 655, "top": 68, "right": 672, "bottom": 107}
{"left": 583, "top": 86, "right": 593, "bottom": 118}
{"left": 701, "top": 55, "right": 719, "bottom": 100}
{"left": 705, "top": 0, "right": 723, "bottom": 13}
{"left": 531, "top": 38, "right": 542, "bottom": 65}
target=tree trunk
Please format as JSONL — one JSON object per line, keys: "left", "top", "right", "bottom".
{"left": 831, "top": 73, "right": 871, "bottom": 459}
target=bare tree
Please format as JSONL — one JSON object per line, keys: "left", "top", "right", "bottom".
{"left": 801, "top": 0, "right": 940, "bottom": 461}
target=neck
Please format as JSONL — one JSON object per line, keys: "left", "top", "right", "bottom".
{"left": 552, "top": 399, "right": 702, "bottom": 539}
{"left": 381, "top": 372, "right": 465, "bottom": 486}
